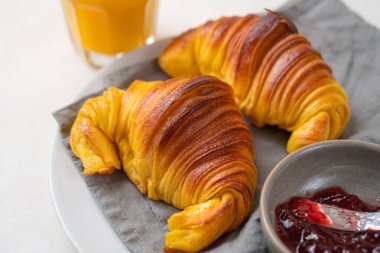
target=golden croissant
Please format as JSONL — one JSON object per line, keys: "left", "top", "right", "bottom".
{"left": 159, "top": 11, "right": 351, "bottom": 152}
{"left": 70, "top": 76, "right": 257, "bottom": 252}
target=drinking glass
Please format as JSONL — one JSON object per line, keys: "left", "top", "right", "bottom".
{"left": 62, "top": 0, "right": 158, "bottom": 68}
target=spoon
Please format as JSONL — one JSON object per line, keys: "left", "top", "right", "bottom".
{"left": 291, "top": 198, "right": 380, "bottom": 232}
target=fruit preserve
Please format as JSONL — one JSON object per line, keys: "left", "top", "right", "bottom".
{"left": 275, "top": 187, "right": 380, "bottom": 252}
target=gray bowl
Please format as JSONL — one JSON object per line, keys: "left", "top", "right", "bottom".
{"left": 259, "top": 140, "right": 380, "bottom": 253}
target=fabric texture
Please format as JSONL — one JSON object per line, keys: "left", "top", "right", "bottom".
{"left": 53, "top": 0, "right": 380, "bottom": 252}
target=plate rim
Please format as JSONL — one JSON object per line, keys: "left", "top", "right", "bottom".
{"left": 49, "top": 38, "right": 171, "bottom": 253}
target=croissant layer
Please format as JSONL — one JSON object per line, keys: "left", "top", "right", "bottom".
{"left": 159, "top": 12, "right": 351, "bottom": 152}
{"left": 70, "top": 76, "right": 257, "bottom": 252}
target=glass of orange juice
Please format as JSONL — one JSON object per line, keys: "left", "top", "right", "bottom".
{"left": 62, "top": 0, "right": 158, "bottom": 68}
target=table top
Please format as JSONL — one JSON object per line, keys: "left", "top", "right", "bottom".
{"left": 1, "top": 0, "right": 379, "bottom": 252}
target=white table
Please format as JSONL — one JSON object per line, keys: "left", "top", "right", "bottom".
{"left": 1, "top": 0, "right": 379, "bottom": 252}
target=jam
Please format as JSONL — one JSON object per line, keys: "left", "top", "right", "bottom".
{"left": 275, "top": 187, "right": 380, "bottom": 252}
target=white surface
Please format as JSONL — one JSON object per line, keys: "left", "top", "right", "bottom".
{"left": 1, "top": 0, "right": 380, "bottom": 252}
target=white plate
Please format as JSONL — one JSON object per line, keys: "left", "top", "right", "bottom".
{"left": 49, "top": 39, "right": 171, "bottom": 253}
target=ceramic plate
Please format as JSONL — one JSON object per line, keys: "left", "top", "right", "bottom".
{"left": 49, "top": 39, "right": 171, "bottom": 253}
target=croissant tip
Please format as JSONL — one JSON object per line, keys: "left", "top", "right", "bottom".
{"left": 265, "top": 9, "right": 281, "bottom": 16}
{"left": 163, "top": 246, "right": 185, "bottom": 253}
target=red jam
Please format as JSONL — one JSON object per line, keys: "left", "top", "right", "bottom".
{"left": 290, "top": 198, "right": 333, "bottom": 227}
{"left": 275, "top": 187, "right": 380, "bottom": 252}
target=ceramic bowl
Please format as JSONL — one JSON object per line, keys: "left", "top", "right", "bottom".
{"left": 259, "top": 140, "right": 380, "bottom": 253}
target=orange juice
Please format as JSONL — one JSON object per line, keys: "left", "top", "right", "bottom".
{"left": 62, "top": 0, "right": 157, "bottom": 66}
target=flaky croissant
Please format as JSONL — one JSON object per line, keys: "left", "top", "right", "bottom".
{"left": 159, "top": 11, "right": 351, "bottom": 152}
{"left": 70, "top": 76, "right": 257, "bottom": 252}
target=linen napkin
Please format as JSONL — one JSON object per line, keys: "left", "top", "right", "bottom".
{"left": 54, "top": 0, "right": 380, "bottom": 252}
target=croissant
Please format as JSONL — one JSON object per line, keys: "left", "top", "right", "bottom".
{"left": 159, "top": 11, "right": 351, "bottom": 152}
{"left": 70, "top": 76, "right": 257, "bottom": 252}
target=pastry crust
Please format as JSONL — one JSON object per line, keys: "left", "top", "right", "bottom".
{"left": 70, "top": 76, "right": 257, "bottom": 252}
{"left": 159, "top": 12, "right": 351, "bottom": 152}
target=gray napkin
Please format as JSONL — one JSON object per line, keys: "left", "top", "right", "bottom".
{"left": 53, "top": 0, "right": 380, "bottom": 252}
